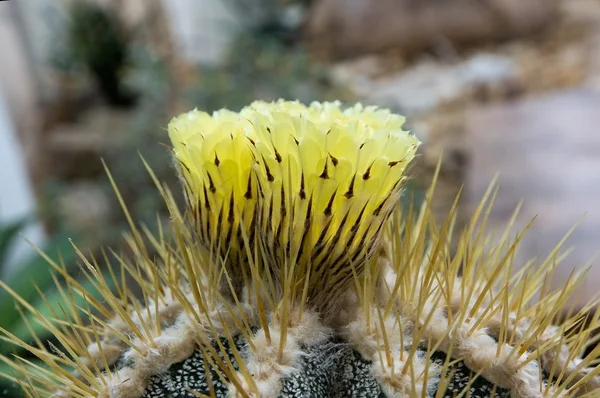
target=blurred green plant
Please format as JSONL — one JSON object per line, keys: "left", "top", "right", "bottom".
{"left": 222, "top": 0, "right": 307, "bottom": 44}
{"left": 0, "top": 218, "right": 31, "bottom": 270}
{"left": 51, "top": 0, "right": 137, "bottom": 107}
{"left": 0, "top": 219, "right": 116, "bottom": 396}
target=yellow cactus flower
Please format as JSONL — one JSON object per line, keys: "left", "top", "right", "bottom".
{"left": 168, "top": 99, "right": 419, "bottom": 304}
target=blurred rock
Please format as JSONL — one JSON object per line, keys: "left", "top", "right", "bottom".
{"left": 304, "top": 0, "right": 558, "bottom": 60}
{"left": 333, "top": 53, "right": 519, "bottom": 116}
{"left": 518, "top": 46, "right": 586, "bottom": 93}
{"left": 571, "top": 0, "right": 600, "bottom": 91}
{"left": 329, "top": 0, "right": 594, "bottom": 116}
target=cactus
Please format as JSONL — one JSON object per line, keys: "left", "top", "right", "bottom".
{"left": 1, "top": 100, "right": 599, "bottom": 397}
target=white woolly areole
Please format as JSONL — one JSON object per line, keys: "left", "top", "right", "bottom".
{"left": 228, "top": 310, "right": 331, "bottom": 398}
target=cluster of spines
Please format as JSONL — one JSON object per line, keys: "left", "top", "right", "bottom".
{"left": 0, "top": 162, "right": 598, "bottom": 397}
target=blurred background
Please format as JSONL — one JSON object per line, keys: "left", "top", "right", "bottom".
{"left": 1, "top": 0, "right": 600, "bottom": 393}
